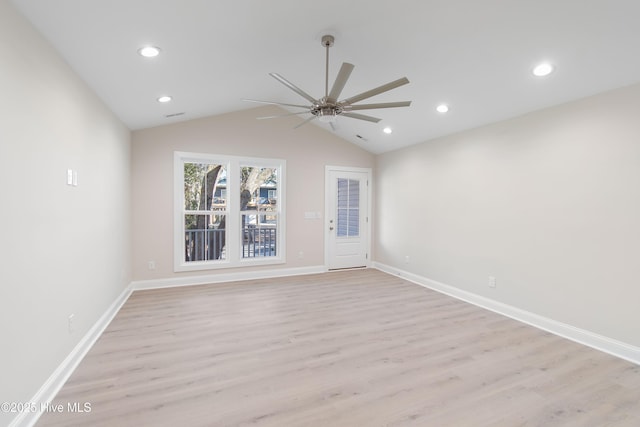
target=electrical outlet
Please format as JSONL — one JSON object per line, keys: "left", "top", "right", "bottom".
{"left": 488, "top": 276, "right": 496, "bottom": 288}
{"left": 148, "top": 261, "right": 156, "bottom": 270}
{"left": 404, "top": 255, "right": 410, "bottom": 264}
{"left": 68, "top": 314, "right": 75, "bottom": 334}
{"left": 298, "top": 251, "right": 304, "bottom": 259}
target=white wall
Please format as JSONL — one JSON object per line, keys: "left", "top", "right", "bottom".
{"left": 131, "top": 106, "right": 374, "bottom": 282}
{"left": 375, "top": 83, "right": 640, "bottom": 348}
{"left": 0, "top": 1, "right": 131, "bottom": 425}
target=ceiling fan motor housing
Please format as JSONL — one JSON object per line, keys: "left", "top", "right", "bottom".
{"left": 312, "top": 98, "right": 343, "bottom": 122}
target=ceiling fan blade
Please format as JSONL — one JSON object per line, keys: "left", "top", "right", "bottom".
{"left": 341, "top": 112, "right": 381, "bottom": 123}
{"left": 243, "top": 99, "right": 311, "bottom": 109}
{"left": 269, "top": 73, "right": 318, "bottom": 104}
{"left": 327, "top": 62, "right": 355, "bottom": 102}
{"left": 257, "top": 111, "right": 311, "bottom": 120}
{"left": 340, "top": 77, "right": 410, "bottom": 105}
{"left": 344, "top": 101, "right": 411, "bottom": 111}
{"left": 345, "top": 101, "right": 412, "bottom": 111}
{"left": 293, "top": 115, "right": 317, "bottom": 129}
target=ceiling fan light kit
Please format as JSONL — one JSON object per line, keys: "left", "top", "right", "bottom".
{"left": 244, "top": 35, "right": 411, "bottom": 129}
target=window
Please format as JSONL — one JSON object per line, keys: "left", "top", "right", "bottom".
{"left": 174, "top": 152, "right": 285, "bottom": 272}
{"left": 182, "top": 161, "right": 228, "bottom": 263}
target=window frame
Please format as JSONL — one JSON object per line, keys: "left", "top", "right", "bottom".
{"left": 174, "top": 151, "right": 286, "bottom": 272}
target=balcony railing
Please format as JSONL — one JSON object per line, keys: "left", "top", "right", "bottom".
{"left": 243, "top": 226, "right": 276, "bottom": 258}
{"left": 185, "top": 228, "right": 225, "bottom": 261}
{"left": 185, "top": 226, "right": 276, "bottom": 262}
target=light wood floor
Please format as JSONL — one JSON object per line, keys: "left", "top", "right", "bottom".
{"left": 38, "top": 269, "right": 640, "bottom": 426}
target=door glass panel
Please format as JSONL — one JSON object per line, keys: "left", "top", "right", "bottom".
{"left": 336, "top": 178, "right": 359, "bottom": 237}
{"left": 348, "top": 179, "right": 359, "bottom": 208}
{"left": 338, "top": 178, "right": 349, "bottom": 208}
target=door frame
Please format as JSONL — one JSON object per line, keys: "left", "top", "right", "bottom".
{"left": 324, "top": 165, "right": 373, "bottom": 270}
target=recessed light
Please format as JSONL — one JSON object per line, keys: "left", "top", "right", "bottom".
{"left": 533, "top": 62, "right": 554, "bottom": 77}
{"left": 138, "top": 46, "right": 161, "bottom": 58}
{"left": 383, "top": 127, "right": 393, "bottom": 134}
{"left": 157, "top": 95, "right": 172, "bottom": 103}
{"left": 436, "top": 104, "right": 449, "bottom": 113}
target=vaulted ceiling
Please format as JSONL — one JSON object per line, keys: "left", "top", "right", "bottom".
{"left": 12, "top": 0, "right": 640, "bottom": 153}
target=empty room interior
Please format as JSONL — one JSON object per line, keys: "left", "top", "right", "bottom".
{"left": 2, "top": 0, "right": 640, "bottom": 426}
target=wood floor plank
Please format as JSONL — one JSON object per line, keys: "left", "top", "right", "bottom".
{"left": 37, "top": 269, "right": 640, "bottom": 426}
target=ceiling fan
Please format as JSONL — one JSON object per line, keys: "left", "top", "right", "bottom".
{"left": 244, "top": 35, "right": 411, "bottom": 129}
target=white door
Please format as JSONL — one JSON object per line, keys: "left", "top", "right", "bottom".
{"left": 326, "top": 167, "right": 371, "bottom": 270}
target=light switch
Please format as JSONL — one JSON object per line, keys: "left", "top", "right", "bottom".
{"left": 67, "top": 169, "right": 73, "bottom": 185}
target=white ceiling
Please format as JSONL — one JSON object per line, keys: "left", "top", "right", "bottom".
{"left": 11, "top": 0, "right": 640, "bottom": 153}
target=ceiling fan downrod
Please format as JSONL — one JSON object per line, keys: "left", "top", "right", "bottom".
{"left": 322, "top": 35, "right": 334, "bottom": 99}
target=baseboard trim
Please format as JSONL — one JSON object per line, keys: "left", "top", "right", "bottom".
{"left": 10, "top": 285, "right": 133, "bottom": 427}
{"left": 13, "top": 265, "right": 327, "bottom": 426}
{"left": 131, "top": 265, "right": 328, "bottom": 291}
{"left": 373, "top": 262, "right": 640, "bottom": 366}
{"left": 16, "top": 262, "right": 636, "bottom": 427}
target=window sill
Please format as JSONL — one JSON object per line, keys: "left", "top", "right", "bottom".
{"left": 174, "top": 257, "right": 286, "bottom": 273}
